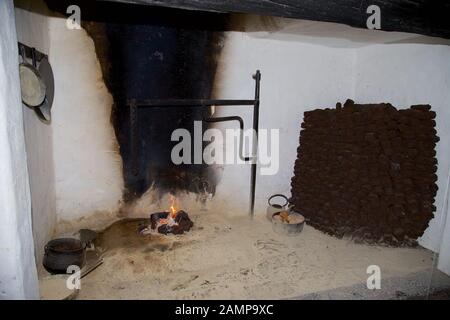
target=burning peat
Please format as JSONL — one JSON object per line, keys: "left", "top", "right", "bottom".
{"left": 138, "top": 195, "right": 194, "bottom": 235}
{"left": 149, "top": 210, "right": 194, "bottom": 235}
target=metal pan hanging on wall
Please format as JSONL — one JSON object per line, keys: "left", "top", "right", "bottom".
{"left": 19, "top": 61, "right": 46, "bottom": 108}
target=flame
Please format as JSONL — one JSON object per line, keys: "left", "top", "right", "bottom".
{"left": 169, "top": 194, "right": 177, "bottom": 219}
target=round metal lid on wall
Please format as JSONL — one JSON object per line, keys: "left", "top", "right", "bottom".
{"left": 18, "top": 44, "right": 54, "bottom": 125}
{"left": 19, "top": 62, "right": 46, "bottom": 108}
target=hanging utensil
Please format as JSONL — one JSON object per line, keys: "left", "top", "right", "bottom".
{"left": 19, "top": 46, "right": 46, "bottom": 108}
{"left": 18, "top": 44, "right": 53, "bottom": 124}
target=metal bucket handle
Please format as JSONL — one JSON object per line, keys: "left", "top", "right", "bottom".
{"left": 268, "top": 194, "right": 289, "bottom": 208}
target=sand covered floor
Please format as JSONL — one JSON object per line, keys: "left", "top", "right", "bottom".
{"left": 74, "top": 212, "right": 435, "bottom": 299}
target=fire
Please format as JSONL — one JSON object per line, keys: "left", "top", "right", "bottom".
{"left": 169, "top": 194, "right": 178, "bottom": 219}
{"left": 146, "top": 194, "right": 194, "bottom": 235}
{"left": 170, "top": 205, "right": 177, "bottom": 218}
{"left": 150, "top": 194, "right": 180, "bottom": 230}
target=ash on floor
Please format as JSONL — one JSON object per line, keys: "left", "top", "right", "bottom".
{"left": 74, "top": 212, "right": 442, "bottom": 299}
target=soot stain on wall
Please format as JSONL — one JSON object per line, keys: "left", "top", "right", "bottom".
{"left": 46, "top": 0, "right": 229, "bottom": 202}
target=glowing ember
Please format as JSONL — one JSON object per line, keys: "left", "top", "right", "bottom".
{"left": 145, "top": 195, "right": 194, "bottom": 235}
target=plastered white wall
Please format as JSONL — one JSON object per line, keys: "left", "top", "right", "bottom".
{"left": 353, "top": 43, "right": 450, "bottom": 272}
{"left": 14, "top": 4, "right": 57, "bottom": 268}
{"left": 229, "top": 14, "right": 450, "bottom": 49}
{"left": 48, "top": 18, "right": 124, "bottom": 224}
{"left": 212, "top": 32, "right": 355, "bottom": 215}
{"left": 0, "top": 0, "right": 39, "bottom": 299}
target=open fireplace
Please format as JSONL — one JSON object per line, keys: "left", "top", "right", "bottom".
{"left": 2, "top": 0, "right": 450, "bottom": 301}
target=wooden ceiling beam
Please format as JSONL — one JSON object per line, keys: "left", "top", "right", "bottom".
{"left": 100, "top": 0, "right": 450, "bottom": 39}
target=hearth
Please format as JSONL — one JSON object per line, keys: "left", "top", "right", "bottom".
{"left": 7, "top": 0, "right": 450, "bottom": 301}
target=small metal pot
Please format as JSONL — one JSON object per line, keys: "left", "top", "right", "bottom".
{"left": 271, "top": 211, "right": 305, "bottom": 236}
{"left": 43, "top": 238, "right": 86, "bottom": 274}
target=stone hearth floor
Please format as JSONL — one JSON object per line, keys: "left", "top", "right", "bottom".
{"left": 51, "top": 212, "right": 449, "bottom": 299}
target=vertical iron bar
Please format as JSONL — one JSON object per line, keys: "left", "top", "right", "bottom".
{"left": 250, "top": 70, "right": 261, "bottom": 217}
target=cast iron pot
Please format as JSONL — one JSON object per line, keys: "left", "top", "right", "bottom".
{"left": 43, "top": 238, "right": 86, "bottom": 274}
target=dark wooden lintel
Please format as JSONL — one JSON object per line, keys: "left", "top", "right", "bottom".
{"left": 100, "top": 0, "right": 450, "bottom": 39}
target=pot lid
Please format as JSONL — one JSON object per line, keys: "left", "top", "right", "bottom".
{"left": 19, "top": 63, "right": 46, "bottom": 108}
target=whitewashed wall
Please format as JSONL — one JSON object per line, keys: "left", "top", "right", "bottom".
{"left": 0, "top": 0, "right": 39, "bottom": 299}
{"left": 14, "top": 3, "right": 56, "bottom": 267}
{"left": 48, "top": 18, "right": 124, "bottom": 226}
{"left": 212, "top": 32, "right": 355, "bottom": 215}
